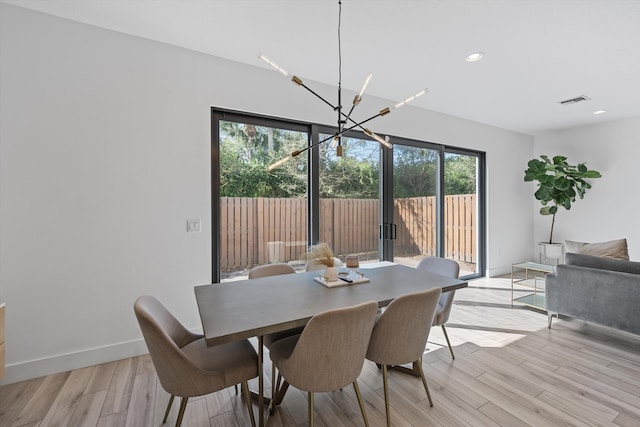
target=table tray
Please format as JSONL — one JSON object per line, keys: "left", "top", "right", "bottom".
{"left": 314, "top": 275, "right": 370, "bottom": 288}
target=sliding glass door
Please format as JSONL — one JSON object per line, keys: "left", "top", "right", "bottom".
{"left": 391, "top": 144, "right": 440, "bottom": 267}
{"left": 318, "top": 133, "right": 382, "bottom": 265}
{"left": 389, "top": 144, "right": 482, "bottom": 277}
{"left": 213, "top": 109, "right": 485, "bottom": 282}
{"left": 444, "top": 151, "right": 480, "bottom": 276}
{"left": 214, "top": 113, "right": 309, "bottom": 282}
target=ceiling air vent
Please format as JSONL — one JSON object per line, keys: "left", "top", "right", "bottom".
{"left": 558, "top": 95, "right": 591, "bottom": 105}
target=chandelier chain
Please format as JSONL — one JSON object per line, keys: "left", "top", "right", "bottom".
{"left": 337, "top": 0, "right": 343, "bottom": 139}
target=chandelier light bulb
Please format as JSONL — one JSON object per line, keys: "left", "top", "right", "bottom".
{"left": 372, "top": 132, "right": 393, "bottom": 149}
{"left": 364, "top": 129, "right": 393, "bottom": 149}
{"left": 267, "top": 155, "right": 293, "bottom": 171}
{"left": 395, "top": 89, "right": 428, "bottom": 109}
{"left": 353, "top": 73, "right": 373, "bottom": 105}
{"left": 358, "top": 73, "right": 373, "bottom": 97}
{"left": 258, "top": 53, "right": 289, "bottom": 76}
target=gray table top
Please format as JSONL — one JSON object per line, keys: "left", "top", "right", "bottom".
{"left": 195, "top": 264, "right": 468, "bottom": 346}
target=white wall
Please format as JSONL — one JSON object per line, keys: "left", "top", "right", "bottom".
{"left": 0, "top": 4, "right": 533, "bottom": 384}
{"left": 533, "top": 117, "right": 640, "bottom": 260}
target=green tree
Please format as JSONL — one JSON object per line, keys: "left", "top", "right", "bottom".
{"left": 444, "top": 154, "right": 476, "bottom": 195}
{"left": 219, "top": 122, "right": 477, "bottom": 199}
{"left": 219, "top": 121, "right": 306, "bottom": 197}
{"left": 319, "top": 137, "right": 379, "bottom": 199}
{"left": 394, "top": 147, "right": 437, "bottom": 198}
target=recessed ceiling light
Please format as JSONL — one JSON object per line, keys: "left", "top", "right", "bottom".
{"left": 466, "top": 52, "right": 484, "bottom": 62}
{"left": 593, "top": 110, "right": 607, "bottom": 115}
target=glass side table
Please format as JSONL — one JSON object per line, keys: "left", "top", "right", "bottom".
{"left": 511, "top": 262, "right": 554, "bottom": 310}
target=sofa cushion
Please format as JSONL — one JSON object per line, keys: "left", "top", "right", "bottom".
{"left": 565, "top": 252, "right": 640, "bottom": 275}
{"left": 565, "top": 238, "right": 629, "bottom": 260}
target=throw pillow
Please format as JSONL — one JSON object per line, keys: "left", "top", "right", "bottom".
{"left": 564, "top": 238, "right": 629, "bottom": 260}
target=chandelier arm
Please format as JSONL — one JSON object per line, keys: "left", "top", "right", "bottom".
{"left": 299, "top": 133, "right": 339, "bottom": 156}
{"left": 343, "top": 104, "right": 357, "bottom": 128}
{"left": 296, "top": 120, "right": 366, "bottom": 157}
{"left": 294, "top": 79, "right": 338, "bottom": 111}
{"left": 344, "top": 109, "right": 389, "bottom": 132}
{"left": 267, "top": 117, "right": 373, "bottom": 170}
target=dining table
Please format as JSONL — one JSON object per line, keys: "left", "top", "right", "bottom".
{"left": 194, "top": 262, "right": 468, "bottom": 426}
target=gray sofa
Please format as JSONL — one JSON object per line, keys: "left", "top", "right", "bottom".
{"left": 545, "top": 252, "right": 640, "bottom": 335}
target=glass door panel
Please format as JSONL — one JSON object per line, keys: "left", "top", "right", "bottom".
{"left": 444, "top": 152, "right": 478, "bottom": 276}
{"left": 218, "top": 120, "right": 308, "bottom": 281}
{"left": 392, "top": 145, "right": 439, "bottom": 267}
{"left": 318, "top": 135, "right": 381, "bottom": 265}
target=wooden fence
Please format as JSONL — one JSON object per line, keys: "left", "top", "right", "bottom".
{"left": 220, "top": 195, "right": 476, "bottom": 271}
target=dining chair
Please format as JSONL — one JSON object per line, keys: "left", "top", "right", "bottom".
{"left": 366, "top": 288, "right": 442, "bottom": 427}
{"left": 134, "top": 296, "right": 257, "bottom": 427}
{"left": 248, "top": 262, "right": 296, "bottom": 279}
{"left": 247, "top": 263, "right": 303, "bottom": 400}
{"left": 416, "top": 256, "right": 460, "bottom": 359}
{"left": 269, "top": 301, "right": 379, "bottom": 427}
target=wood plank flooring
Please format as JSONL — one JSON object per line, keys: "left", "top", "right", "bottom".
{"left": 2, "top": 276, "right": 640, "bottom": 426}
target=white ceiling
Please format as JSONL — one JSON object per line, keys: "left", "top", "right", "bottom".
{"left": 4, "top": 0, "right": 640, "bottom": 136}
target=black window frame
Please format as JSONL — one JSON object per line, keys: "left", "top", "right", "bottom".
{"left": 212, "top": 107, "right": 486, "bottom": 282}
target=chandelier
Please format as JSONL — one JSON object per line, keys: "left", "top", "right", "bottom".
{"left": 260, "top": 0, "right": 428, "bottom": 170}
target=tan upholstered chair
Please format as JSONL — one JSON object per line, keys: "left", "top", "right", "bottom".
{"left": 249, "top": 263, "right": 302, "bottom": 348}
{"left": 248, "top": 262, "right": 296, "bottom": 279}
{"left": 416, "top": 256, "right": 460, "bottom": 359}
{"left": 366, "top": 288, "right": 442, "bottom": 427}
{"left": 270, "top": 301, "right": 379, "bottom": 427}
{"left": 247, "top": 263, "right": 302, "bottom": 399}
{"left": 134, "top": 296, "right": 257, "bottom": 427}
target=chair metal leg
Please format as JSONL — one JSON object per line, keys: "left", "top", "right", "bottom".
{"left": 258, "top": 335, "right": 264, "bottom": 427}
{"left": 271, "top": 362, "right": 276, "bottom": 400}
{"left": 548, "top": 312, "right": 557, "bottom": 329}
{"left": 441, "top": 324, "right": 455, "bottom": 359}
{"left": 308, "top": 391, "right": 314, "bottom": 427}
{"left": 242, "top": 381, "right": 257, "bottom": 427}
{"left": 163, "top": 394, "right": 175, "bottom": 423}
{"left": 382, "top": 365, "right": 391, "bottom": 427}
{"left": 234, "top": 384, "right": 238, "bottom": 394}
{"left": 353, "top": 380, "right": 370, "bottom": 427}
{"left": 175, "top": 397, "right": 188, "bottom": 427}
{"left": 415, "top": 358, "right": 433, "bottom": 407}
{"left": 275, "top": 372, "right": 283, "bottom": 396}
{"left": 272, "top": 378, "right": 289, "bottom": 408}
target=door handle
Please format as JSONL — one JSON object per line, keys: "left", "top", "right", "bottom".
{"left": 380, "top": 223, "right": 395, "bottom": 240}
{"left": 380, "top": 223, "right": 389, "bottom": 240}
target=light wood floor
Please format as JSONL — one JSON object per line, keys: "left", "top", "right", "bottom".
{"left": 2, "top": 276, "right": 640, "bottom": 426}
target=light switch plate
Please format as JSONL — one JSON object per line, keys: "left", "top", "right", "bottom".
{"left": 186, "top": 219, "right": 201, "bottom": 233}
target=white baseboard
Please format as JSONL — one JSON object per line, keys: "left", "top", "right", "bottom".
{"left": 0, "top": 338, "right": 149, "bottom": 385}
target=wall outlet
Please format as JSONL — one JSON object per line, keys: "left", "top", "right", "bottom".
{"left": 186, "top": 219, "right": 201, "bottom": 233}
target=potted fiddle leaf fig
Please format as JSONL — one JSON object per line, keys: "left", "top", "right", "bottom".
{"left": 524, "top": 155, "right": 602, "bottom": 260}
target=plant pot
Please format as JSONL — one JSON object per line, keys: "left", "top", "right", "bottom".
{"left": 538, "top": 242, "right": 565, "bottom": 265}
{"left": 324, "top": 266, "right": 338, "bottom": 282}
